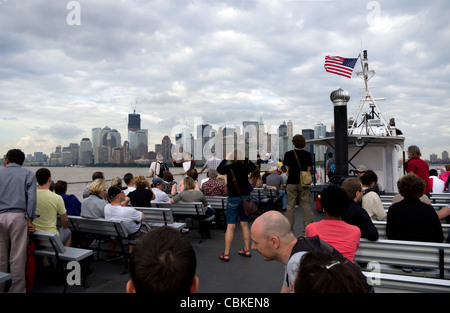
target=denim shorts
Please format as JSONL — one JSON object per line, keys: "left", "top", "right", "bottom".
{"left": 226, "top": 196, "right": 252, "bottom": 224}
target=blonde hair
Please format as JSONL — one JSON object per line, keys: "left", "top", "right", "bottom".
{"left": 183, "top": 176, "right": 196, "bottom": 190}
{"left": 89, "top": 178, "right": 108, "bottom": 196}
{"left": 407, "top": 145, "right": 422, "bottom": 158}
{"left": 111, "top": 177, "right": 122, "bottom": 187}
{"left": 134, "top": 175, "right": 149, "bottom": 189}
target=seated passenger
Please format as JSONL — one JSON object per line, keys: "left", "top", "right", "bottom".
{"left": 126, "top": 226, "right": 198, "bottom": 293}
{"left": 387, "top": 173, "right": 444, "bottom": 243}
{"left": 54, "top": 180, "right": 81, "bottom": 216}
{"left": 341, "top": 178, "right": 378, "bottom": 241}
{"left": 81, "top": 178, "right": 109, "bottom": 219}
{"left": 294, "top": 251, "right": 369, "bottom": 293}
{"left": 306, "top": 185, "right": 361, "bottom": 262}
{"left": 127, "top": 176, "right": 155, "bottom": 207}
{"left": 265, "top": 166, "right": 287, "bottom": 210}
{"left": 360, "top": 170, "right": 386, "bottom": 221}
{"left": 171, "top": 177, "right": 208, "bottom": 207}
{"left": 104, "top": 186, "right": 150, "bottom": 251}
{"left": 151, "top": 178, "right": 171, "bottom": 202}
{"left": 201, "top": 169, "right": 228, "bottom": 197}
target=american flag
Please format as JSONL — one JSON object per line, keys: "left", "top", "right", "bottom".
{"left": 324, "top": 56, "right": 358, "bottom": 79}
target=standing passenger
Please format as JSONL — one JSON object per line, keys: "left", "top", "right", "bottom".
{"left": 283, "top": 134, "right": 314, "bottom": 232}
{"left": 217, "top": 149, "right": 256, "bottom": 261}
{"left": 406, "top": 145, "right": 431, "bottom": 197}
{"left": 0, "top": 149, "right": 37, "bottom": 293}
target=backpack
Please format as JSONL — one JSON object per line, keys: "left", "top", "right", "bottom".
{"left": 290, "top": 236, "right": 374, "bottom": 293}
{"left": 157, "top": 162, "right": 170, "bottom": 178}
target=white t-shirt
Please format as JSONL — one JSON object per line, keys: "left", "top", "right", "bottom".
{"left": 430, "top": 176, "right": 445, "bottom": 193}
{"left": 284, "top": 251, "right": 308, "bottom": 293}
{"left": 104, "top": 203, "right": 142, "bottom": 235}
{"left": 183, "top": 161, "right": 193, "bottom": 172}
{"left": 151, "top": 188, "right": 171, "bottom": 202}
{"left": 124, "top": 186, "right": 136, "bottom": 196}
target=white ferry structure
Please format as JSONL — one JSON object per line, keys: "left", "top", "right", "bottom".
{"left": 308, "top": 50, "right": 405, "bottom": 193}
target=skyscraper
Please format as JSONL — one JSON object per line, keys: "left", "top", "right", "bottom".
{"left": 314, "top": 123, "right": 326, "bottom": 162}
{"left": 302, "top": 129, "right": 315, "bottom": 157}
{"left": 128, "top": 110, "right": 141, "bottom": 131}
{"left": 79, "top": 138, "right": 93, "bottom": 165}
{"left": 287, "top": 120, "right": 293, "bottom": 137}
{"left": 128, "top": 110, "right": 148, "bottom": 159}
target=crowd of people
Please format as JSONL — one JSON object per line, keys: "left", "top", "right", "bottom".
{"left": 1, "top": 141, "right": 450, "bottom": 294}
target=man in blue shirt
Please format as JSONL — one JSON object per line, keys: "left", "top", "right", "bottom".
{"left": 0, "top": 149, "right": 37, "bottom": 292}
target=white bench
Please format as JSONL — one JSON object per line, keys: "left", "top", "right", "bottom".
{"left": 204, "top": 196, "right": 227, "bottom": 228}
{"left": 67, "top": 216, "right": 131, "bottom": 270}
{"left": 151, "top": 201, "right": 214, "bottom": 220}
{"left": 355, "top": 238, "right": 450, "bottom": 279}
{"left": 251, "top": 187, "right": 284, "bottom": 212}
{"left": 151, "top": 201, "right": 214, "bottom": 238}
{"left": 363, "top": 272, "right": 450, "bottom": 293}
{"left": 0, "top": 272, "right": 11, "bottom": 284}
{"left": 251, "top": 188, "right": 269, "bottom": 209}
{"left": 31, "top": 230, "right": 93, "bottom": 292}
{"left": 381, "top": 201, "right": 446, "bottom": 214}
{"left": 372, "top": 221, "right": 450, "bottom": 240}
{"left": 133, "top": 206, "right": 185, "bottom": 230}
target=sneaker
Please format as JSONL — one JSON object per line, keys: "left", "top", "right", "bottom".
{"left": 402, "top": 267, "right": 412, "bottom": 273}
{"left": 181, "top": 228, "right": 190, "bottom": 234}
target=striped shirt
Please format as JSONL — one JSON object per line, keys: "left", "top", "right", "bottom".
{"left": 203, "top": 157, "right": 222, "bottom": 170}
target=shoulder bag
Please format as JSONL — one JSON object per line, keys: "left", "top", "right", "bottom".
{"left": 230, "top": 169, "right": 258, "bottom": 216}
{"left": 293, "top": 150, "right": 312, "bottom": 188}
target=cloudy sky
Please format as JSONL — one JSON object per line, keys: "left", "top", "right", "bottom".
{"left": 0, "top": 0, "right": 449, "bottom": 160}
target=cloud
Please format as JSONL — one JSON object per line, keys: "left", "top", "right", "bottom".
{"left": 35, "top": 124, "right": 84, "bottom": 140}
{"left": 0, "top": 0, "right": 449, "bottom": 160}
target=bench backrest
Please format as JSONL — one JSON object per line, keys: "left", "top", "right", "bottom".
{"left": 363, "top": 272, "right": 450, "bottom": 293}
{"left": 68, "top": 215, "right": 129, "bottom": 238}
{"left": 355, "top": 238, "right": 450, "bottom": 271}
{"left": 32, "top": 230, "right": 66, "bottom": 254}
{"left": 204, "top": 196, "right": 227, "bottom": 210}
{"left": 152, "top": 201, "right": 207, "bottom": 216}
{"left": 133, "top": 206, "right": 174, "bottom": 225}
{"left": 172, "top": 202, "right": 206, "bottom": 216}
{"left": 251, "top": 188, "right": 265, "bottom": 199}
{"left": 373, "top": 221, "right": 450, "bottom": 240}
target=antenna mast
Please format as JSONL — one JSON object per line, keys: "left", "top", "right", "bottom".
{"left": 349, "top": 50, "right": 392, "bottom": 136}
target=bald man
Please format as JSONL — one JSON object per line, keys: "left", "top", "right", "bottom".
{"left": 251, "top": 210, "right": 373, "bottom": 294}
{"left": 251, "top": 211, "right": 304, "bottom": 293}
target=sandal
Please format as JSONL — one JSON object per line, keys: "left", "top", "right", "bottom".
{"left": 238, "top": 249, "right": 251, "bottom": 257}
{"left": 219, "top": 253, "right": 230, "bottom": 262}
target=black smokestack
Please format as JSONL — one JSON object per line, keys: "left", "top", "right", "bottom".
{"left": 330, "top": 88, "right": 350, "bottom": 184}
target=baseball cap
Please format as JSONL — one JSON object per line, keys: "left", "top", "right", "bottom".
{"left": 107, "top": 185, "right": 127, "bottom": 198}
{"left": 356, "top": 165, "right": 367, "bottom": 173}
{"left": 153, "top": 178, "right": 168, "bottom": 186}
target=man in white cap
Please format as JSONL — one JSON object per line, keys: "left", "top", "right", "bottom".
{"left": 355, "top": 165, "right": 367, "bottom": 178}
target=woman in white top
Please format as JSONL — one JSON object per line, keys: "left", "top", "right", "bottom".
{"left": 360, "top": 170, "right": 386, "bottom": 221}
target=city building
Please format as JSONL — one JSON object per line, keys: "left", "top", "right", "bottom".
{"left": 79, "top": 138, "right": 93, "bottom": 165}
{"left": 314, "top": 123, "right": 327, "bottom": 162}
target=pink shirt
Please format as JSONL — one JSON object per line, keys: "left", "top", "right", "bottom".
{"left": 305, "top": 220, "right": 361, "bottom": 262}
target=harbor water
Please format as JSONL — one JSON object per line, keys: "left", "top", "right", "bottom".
{"left": 24, "top": 166, "right": 193, "bottom": 200}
